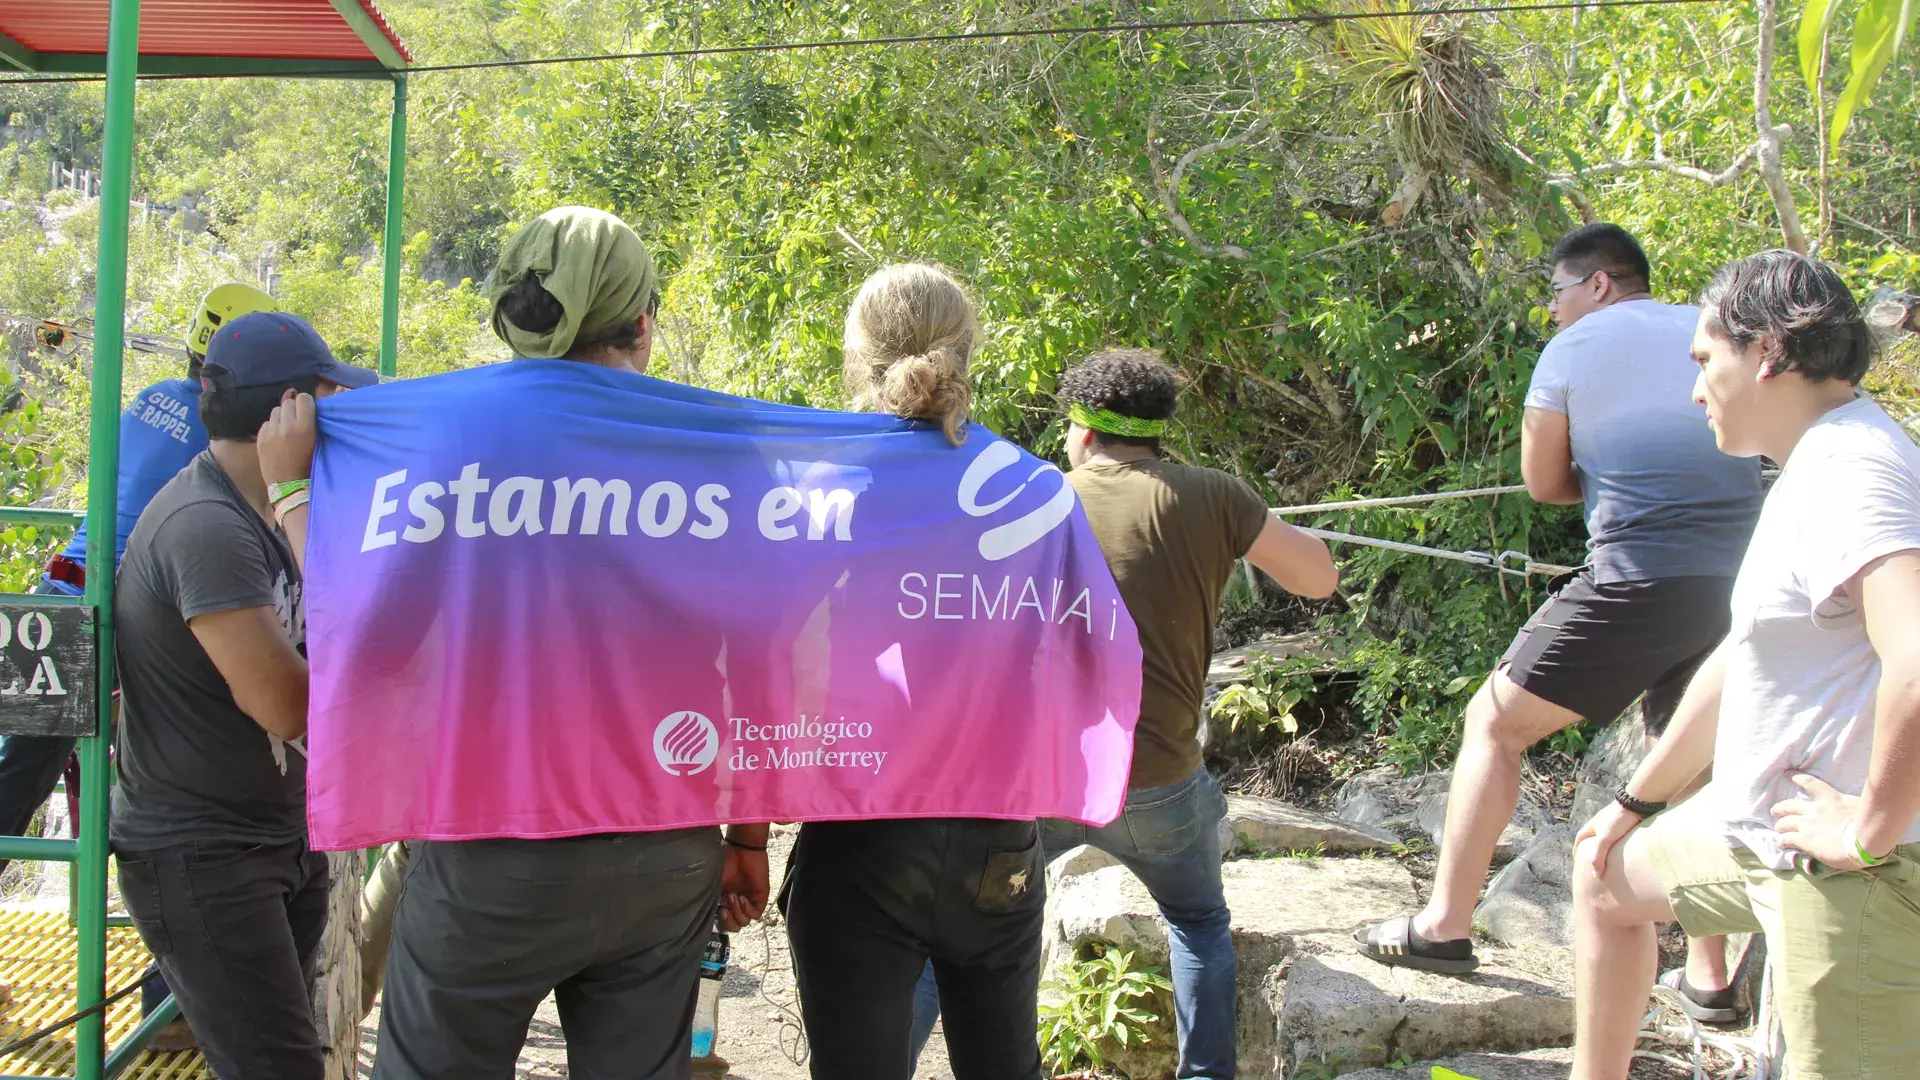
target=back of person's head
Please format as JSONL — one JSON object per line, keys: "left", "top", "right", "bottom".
{"left": 489, "top": 206, "right": 659, "bottom": 361}
{"left": 199, "top": 312, "right": 375, "bottom": 439}
{"left": 1698, "top": 249, "right": 1874, "bottom": 385}
{"left": 842, "top": 263, "right": 975, "bottom": 446}
{"left": 1549, "top": 223, "right": 1652, "bottom": 291}
{"left": 1056, "top": 349, "right": 1179, "bottom": 451}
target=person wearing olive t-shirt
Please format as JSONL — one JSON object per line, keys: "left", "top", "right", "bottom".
{"left": 1047, "top": 351, "right": 1336, "bottom": 1080}
{"left": 112, "top": 312, "right": 374, "bottom": 1080}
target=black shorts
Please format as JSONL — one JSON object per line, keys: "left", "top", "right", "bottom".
{"left": 1499, "top": 570, "right": 1733, "bottom": 735}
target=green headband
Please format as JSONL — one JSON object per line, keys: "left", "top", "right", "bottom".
{"left": 1070, "top": 402, "right": 1168, "bottom": 438}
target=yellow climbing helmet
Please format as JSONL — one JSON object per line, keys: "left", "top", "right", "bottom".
{"left": 187, "top": 283, "right": 278, "bottom": 359}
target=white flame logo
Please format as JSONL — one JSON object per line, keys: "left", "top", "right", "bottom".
{"left": 653, "top": 711, "right": 719, "bottom": 777}
{"left": 957, "top": 441, "right": 1078, "bottom": 561}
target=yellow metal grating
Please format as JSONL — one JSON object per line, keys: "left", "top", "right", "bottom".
{"left": 0, "top": 909, "right": 210, "bottom": 1079}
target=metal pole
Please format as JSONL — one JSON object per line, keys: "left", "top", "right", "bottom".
{"left": 80, "top": 2, "right": 140, "bottom": 1077}
{"left": 379, "top": 74, "right": 407, "bottom": 378}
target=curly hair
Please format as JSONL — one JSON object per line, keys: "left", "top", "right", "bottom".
{"left": 1699, "top": 250, "right": 1874, "bottom": 385}
{"left": 1056, "top": 349, "right": 1178, "bottom": 448}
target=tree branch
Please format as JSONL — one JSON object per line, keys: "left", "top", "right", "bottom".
{"left": 1147, "top": 111, "right": 1270, "bottom": 262}
{"left": 1564, "top": 138, "right": 1769, "bottom": 185}
{"left": 1192, "top": 354, "right": 1328, "bottom": 419}
{"left": 1754, "top": 0, "right": 1810, "bottom": 252}
{"left": 1546, "top": 123, "right": 1790, "bottom": 222}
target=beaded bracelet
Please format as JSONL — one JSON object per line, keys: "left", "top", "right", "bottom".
{"left": 273, "top": 487, "right": 311, "bottom": 525}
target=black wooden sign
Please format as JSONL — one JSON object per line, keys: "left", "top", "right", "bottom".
{"left": 0, "top": 601, "right": 96, "bottom": 738}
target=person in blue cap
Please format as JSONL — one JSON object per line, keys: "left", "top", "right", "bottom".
{"left": 111, "top": 311, "right": 374, "bottom": 1080}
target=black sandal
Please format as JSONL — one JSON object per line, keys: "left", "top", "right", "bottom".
{"left": 1657, "top": 968, "right": 1741, "bottom": 1025}
{"left": 1353, "top": 915, "right": 1480, "bottom": 975}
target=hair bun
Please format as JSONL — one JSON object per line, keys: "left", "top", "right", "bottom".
{"left": 842, "top": 264, "right": 977, "bottom": 445}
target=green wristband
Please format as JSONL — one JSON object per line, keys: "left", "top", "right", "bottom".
{"left": 268, "top": 479, "right": 312, "bottom": 506}
{"left": 1847, "top": 819, "right": 1889, "bottom": 866}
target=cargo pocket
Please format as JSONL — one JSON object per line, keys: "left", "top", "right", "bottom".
{"left": 973, "top": 833, "right": 1044, "bottom": 915}
{"left": 116, "top": 857, "right": 172, "bottom": 960}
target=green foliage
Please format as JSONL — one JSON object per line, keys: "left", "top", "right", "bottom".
{"left": 1802, "top": 0, "right": 1920, "bottom": 148}
{"left": 0, "top": 369, "right": 64, "bottom": 591}
{"left": 1209, "top": 656, "right": 1312, "bottom": 737}
{"left": 1038, "top": 945, "right": 1174, "bottom": 1077}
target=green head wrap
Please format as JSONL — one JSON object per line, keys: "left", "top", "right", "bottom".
{"left": 1069, "top": 401, "right": 1168, "bottom": 438}
{"left": 488, "top": 206, "right": 658, "bottom": 359}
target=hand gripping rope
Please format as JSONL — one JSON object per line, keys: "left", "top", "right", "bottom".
{"left": 1269, "top": 484, "right": 1577, "bottom": 578}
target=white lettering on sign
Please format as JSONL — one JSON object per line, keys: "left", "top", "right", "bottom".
{"left": 0, "top": 610, "right": 72, "bottom": 698}
{"left": 896, "top": 571, "right": 1099, "bottom": 634}
{"left": 725, "top": 713, "right": 888, "bottom": 776}
{"left": 359, "top": 465, "right": 826, "bottom": 547}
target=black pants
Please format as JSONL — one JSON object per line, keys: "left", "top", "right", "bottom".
{"left": 783, "top": 818, "right": 1046, "bottom": 1080}
{"left": 371, "top": 829, "right": 724, "bottom": 1080}
{"left": 116, "top": 837, "right": 330, "bottom": 1080}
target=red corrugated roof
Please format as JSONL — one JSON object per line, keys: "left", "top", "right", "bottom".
{"left": 0, "top": 0, "right": 410, "bottom": 64}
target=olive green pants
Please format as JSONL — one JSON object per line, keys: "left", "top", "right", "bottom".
{"left": 1644, "top": 815, "right": 1920, "bottom": 1079}
{"left": 359, "top": 841, "right": 413, "bottom": 1019}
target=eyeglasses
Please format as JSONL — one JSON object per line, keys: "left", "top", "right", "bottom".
{"left": 1548, "top": 271, "right": 1598, "bottom": 297}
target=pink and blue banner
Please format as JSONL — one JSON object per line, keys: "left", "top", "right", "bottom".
{"left": 301, "top": 360, "right": 1142, "bottom": 850}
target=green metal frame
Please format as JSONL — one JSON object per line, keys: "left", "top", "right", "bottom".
{"left": 0, "top": 0, "right": 410, "bottom": 1075}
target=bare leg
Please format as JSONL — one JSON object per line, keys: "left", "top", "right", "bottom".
{"left": 1416, "top": 671, "right": 1580, "bottom": 942}
{"left": 1571, "top": 828, "right": 1675, "bottom": 1080}
{"left": 1684, "top": 935, "right": 1729, "bottom": 990}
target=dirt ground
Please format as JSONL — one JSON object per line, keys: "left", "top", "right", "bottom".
{"left": 354, "top": 826, "right": 959, "bottom": 1080}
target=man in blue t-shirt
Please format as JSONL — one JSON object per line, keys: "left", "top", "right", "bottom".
{"left": 1354, "top": 226, "right": 1765, "bottom": 1020}
{"left": 0, "top": 284, "right": 273, "bottom": 1042}
{"left": 2, "top": 284, "right": 275, "bottom": 841}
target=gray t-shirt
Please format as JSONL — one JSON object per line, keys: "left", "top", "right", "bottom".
{"left": 111, "top": 452, "right": 307, "bottom": 852}
{"left": 1525, "top": 300, "right": 1763, "bottom": 582}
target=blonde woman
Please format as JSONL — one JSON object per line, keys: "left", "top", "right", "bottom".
{"left": 781, "top": 264, "right": 1045, "bottom": 1080}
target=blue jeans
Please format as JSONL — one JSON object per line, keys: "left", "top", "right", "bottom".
{"left": 907, "top": 768, "right": 1235, "bottom": 1079}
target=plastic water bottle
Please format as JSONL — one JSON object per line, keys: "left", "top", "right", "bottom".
{"left": 690, "top": 914, "right": 729, "bottom": 1059}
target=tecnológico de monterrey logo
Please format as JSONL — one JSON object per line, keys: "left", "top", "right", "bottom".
{"left": 653, "top": 711, "right": 720, "bottom": 776}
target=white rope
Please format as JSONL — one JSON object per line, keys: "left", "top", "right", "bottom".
{"left": 1268, "top": 484, "right": 1529, "bottom": 516}
{"left": 1292, "top": 525, "right": 1577, "bottom": 578}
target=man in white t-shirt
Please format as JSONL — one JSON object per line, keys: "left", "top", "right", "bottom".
{"left": 1571, "top": 250, "right": 1920, "bottom": 1080}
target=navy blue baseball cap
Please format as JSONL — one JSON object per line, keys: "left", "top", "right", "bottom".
{"left": 200, "top": 311, "right": 378, "bottom": 392}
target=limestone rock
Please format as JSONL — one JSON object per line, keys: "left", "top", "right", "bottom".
{"left": 1571, "top": 709, "right": 1650, "bottom": 826}
{"left": 1334, "top": 788, "right": 1395, "bottom": 830}
{"left": 1276, "top": 950, "right": 1573, "bottom": 1076}
{"left": 1332, "top": 767, "right": 1453, "bottom": 838}
{"left": 1222, "top": 796, "right": 1401, "bottom": 857}
{"left": 1476, "top": 826, "right": 1576, "bottom": 948}
{"left": 1047, "top": 857, "right": 1417, "bottom": 1079}
{"left": 315, "top": 849, "right": 365, "bottom": 1080}
{"left": 1046, "top": 843, "right": 1119, "bottom": 888}
{"left": 1338, "top": 1047, "right": 1575, "bottom": 1079}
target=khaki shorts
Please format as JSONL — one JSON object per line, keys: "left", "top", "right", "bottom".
{"left": 1642, "top": 810, "right": 1920, "bottom": 1079}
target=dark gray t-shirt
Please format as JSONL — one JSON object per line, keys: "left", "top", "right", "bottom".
{"left": 111, "top": 452, "right": 307, "bottom": 852}
{"left": 1525, "top": 300, "right": 1764, "bottom": 582}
